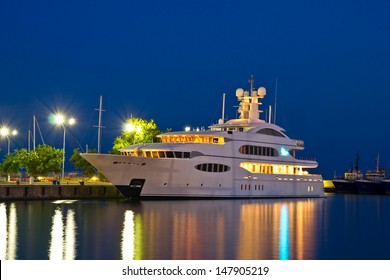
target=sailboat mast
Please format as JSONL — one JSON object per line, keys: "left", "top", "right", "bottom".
{"left": 33, "top": 114, "right": 36, "bottom": 150}
{"left": 94, "top": 95, "right": 105, "bottom": 154}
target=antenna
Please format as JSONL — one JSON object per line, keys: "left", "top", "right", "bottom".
{"left": 376, "top": 153, "right": 380, "bottom": 172}
{"left": 273, "top": 78, "right": 278, "bottom": 124}
{"left": 268, "top": 105, "right": 272, "bottom": 123}
{"left": 94, "top": 95, "right": 105, "bottom": 153}
{"left": 249, "top": 74, "right": 254, "bottom": 93}
{"left": 221, "top": 93, "right": 226, "bottom": 123}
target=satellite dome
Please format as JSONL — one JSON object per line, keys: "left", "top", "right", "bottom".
{"left": 235, "top": 88, "right": 244, "bottom": 97}
{"left": 258, "top": 87, "right": 266, "bottom": 98}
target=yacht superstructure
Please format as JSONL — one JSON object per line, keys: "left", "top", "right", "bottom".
{"left": 82, "top": 77, "right": 324, "bottom": 199}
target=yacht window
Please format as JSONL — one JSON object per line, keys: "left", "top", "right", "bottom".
{"left": 152, "top": 151, "right": 159, "bottom": 158}
{"left": 257, "top": 128, "right": 285, "bottom": 137}
{"left": 145, "top": 151, "right": 151, "bottom": 158}
{"left": 158, "top": 151, "right": 165, "bottom": 158}
{"left": 184, "top": 152, "right": 191, "bottom": 158}
{"left": 174, "top": 151, "right": 182, "bottom": 158}
{"left": 195, "top": 163, "right": 231, "bottom": 173}
{"left": 166, "top": 151, "right": 174, "bottom": 158}
{"left": 239, "top": 145, "right": 279, "bottom": 157}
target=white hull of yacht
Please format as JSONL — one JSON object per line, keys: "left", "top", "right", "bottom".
{"left": 83, "top": 153, "right": 324, "bottom": 199}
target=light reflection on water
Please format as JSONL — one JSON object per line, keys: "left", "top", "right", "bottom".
{"left": 119, "top": 199, "right": 323, "bottom": 260}
{"left": 121, "top": 210, "right": 134, "bottom": 260}
{"left": 48, "top": 207, "right": 77, "bottom": 260}
{"left": 2, "top": 195, "right": 390, "bottom": 260}
{"left": 279, "top": 205, "right": 289, "bottom": 260}
{"left": 0, "top": 203, "right": 17, "bottom": 260}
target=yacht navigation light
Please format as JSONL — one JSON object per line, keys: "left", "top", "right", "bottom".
{"left": 280, "top": 147, "right": 289, "bottom": 156}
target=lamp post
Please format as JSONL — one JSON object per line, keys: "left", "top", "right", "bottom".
{"left": 0, "top": 127, "right": 18, "bottom": 182}
{"left": 54, "top": 114, "right": 76, "bottom": 181}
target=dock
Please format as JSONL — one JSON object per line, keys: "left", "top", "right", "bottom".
{"left": 0, "top": 182, "right": 124, "bottom": 200}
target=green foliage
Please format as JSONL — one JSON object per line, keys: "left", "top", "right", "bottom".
{"left": 0, "top": 144, "right": 62, "bottom": 178}
{"left": 22, "top": 145, "right": 63, "bottom": 177}
{"left": 112, "top": 118, "right": 161, "bottom": 153}
{"left": 70, "top": 148, "right": 97, "bottom": 177}
{"left": 0, "top": 152, "right": 22, "bottom": 175}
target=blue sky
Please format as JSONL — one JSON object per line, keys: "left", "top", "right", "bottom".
{"left": 1, "top": 0, "right": 390, "bottom": 179}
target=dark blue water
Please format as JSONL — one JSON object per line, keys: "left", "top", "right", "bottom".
{"left": 1, "top": 193, "right": 390, "bottom": 260}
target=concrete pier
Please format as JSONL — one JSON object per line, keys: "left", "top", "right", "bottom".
{"left": 0, "top": 183, "right": 124, "bottom": 200}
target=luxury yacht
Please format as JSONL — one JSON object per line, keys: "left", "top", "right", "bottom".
{"left": 82, "top": 77, "right": 324, "bottom": 199}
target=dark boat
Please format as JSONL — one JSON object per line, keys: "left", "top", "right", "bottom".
{"left": 356, "top": 154, "right": 386, "bottom": 194}
{"left": 382, "top": 179, "right": 390, "bottom": 194}
{"left": 332, "top": 154, "right": 362, "bottom": 194}
{"left": 355, "top": 170, "right": 386, "bottom": 194}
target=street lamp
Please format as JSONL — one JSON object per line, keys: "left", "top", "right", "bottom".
{"left": 1, "top": 127, "right": 18, "bottom": 182}
{"left": 54, "top": 114, "right": 76, "bottom": 181}
{"left": 0, "top": 127, "right": 18, "bottom": 155}
{"left": 124, "top": 123, "right": 141, "bottom": 133}
{"left": 123, "top": 122, "right": 142, "bottom": 144}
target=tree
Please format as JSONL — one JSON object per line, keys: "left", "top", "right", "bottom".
{"left": 0, "top": 153, "right": 22, "bottom": 177}
{"left": 20, "top": 145, "right": 62, "bottom": 178}
{"left": 70, "top": 148, "right": 97, "bottom": 177}
{"left": 112, "top": 118, "right": 161, "bottom": 153}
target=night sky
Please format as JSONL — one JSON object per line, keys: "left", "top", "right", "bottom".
{"left": 1, "top": 0, "right": 390, "bottom": 179}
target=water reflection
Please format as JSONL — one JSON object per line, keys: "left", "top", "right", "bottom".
{"left": 279, "top": 205, "right": 289, "bottom": 260}
{"left": 48, "top": 208, "right": 77, "bottom": 260}
{"left": 3, "top": 195, "right": 390, "bottom": 259}
{"left": 121, "top": 210, "right": 134, "bottom": 260}
{"left": 239, "top": 200, "right": 321, "bottom": 259}
{"left": 122, "top": 199, "right": 324, "bottom": 260}
{"left": 0, "top": 203, "right": 18, "bottom": 260}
